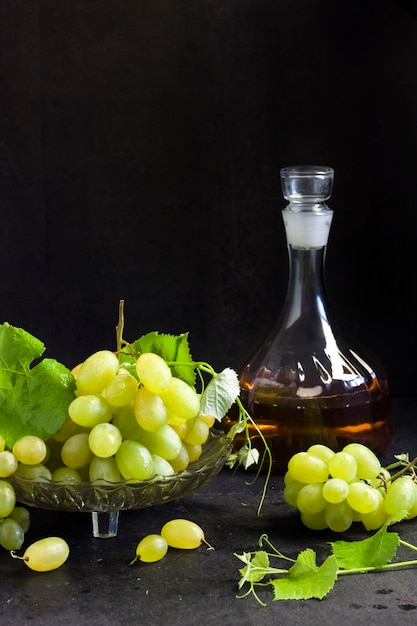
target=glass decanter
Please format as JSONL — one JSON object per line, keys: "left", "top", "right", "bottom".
{"left": 223, "top": 165, "right": 393, "bottom": 473}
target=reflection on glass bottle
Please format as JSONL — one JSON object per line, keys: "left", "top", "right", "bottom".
{"left": 223, "top": 166, "right": 393, "bottom": 473}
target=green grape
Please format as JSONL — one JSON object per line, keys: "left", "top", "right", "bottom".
{"left": 166, "top": 410, "right": 187, "bottom": 426}
{"left": 322, "top": 478, "right": 349, "bottom": 504}
{"left": 296, "top": 483, "right": 327, "bottom": 514}
{"left": 169, "top": 443, "right": 190, "bottom": 473}
{"left": 89, "top": 455, "right": 122, "bottom": 483}
{"left": 328, "top": 451, "right": 357, "bottom": 482}
{"left": 307, "top": 443, "right": 335, "bottom": 465}
{"left": 112, "top": 405, "right": 142, "bottom": 440}
{"left": 283, "top": 481, "right": 303, "bottom": 507}
{"left": 159, "top": 377, "right": 200, "bottom": 420}
{"left": 199, "top": 414, "right": 216, "bottom": 428}
{"left": 346, "top": 481, "right": 380, "bottom": 514}
{"left": 351, "top": 508, "right": 363, "bottom": 522}
{"left": 132, "top": 533, "right": 168, "bottom": 563}
{"left": 135, "top": 352, "right": 172, "bottom": 395}
{"left": 170, "top": 419, "right": 193, "bottom": 439}
{"left": 160, "top": 519, "right": 208, "bottom": 549}
{"left": 115, "top": 440, "right": 154, "bottom": 480}
{"left": 138, "top": 424, "right": 182, "bottom": 461}
{"left": 0, "top": 517, "right": 24, "bottom": 550}
{"left": 283, "top": 470, "right": 297, "bottom": 486}
{"left": 13, "top": 435, "right": 47, "bottom": 465}
{"left": 51, "top": 467, "right": 82, "bottom": 483}
{"left": 287, "top": 452, "right": 329, "bottom": 484}
{"left": 104, "top": 367, "right": 138, "bottom": 407}
{"left": 151, "top": 454, "right": 175, "bottom": 477}
{"left": 283, "top": 471, "right": 304, "bottom": 507}
{"left": 184, "top": 442, "right": 202, "bottom": 463}
{"left": 0, "top": 480, "right": 16, "bottom": 517}
{"left": 405, "top": 482, "right": 417, "bottom": 520}
{"left": 342, "top": 443, "right": 382, "bottom": 479}
{"left": 361, "top": 490, "right": 388, "bottom": 530}
{"left": 15, "top": 463, "right": 52, "bottom": 481}
{"left": 68, "top": 394, "right": 113, "bottom": 428}
{"left": 75, "top": 349, "right": 120, "bottom": 394}
{"left": 0, "top": 450, "right": 18, "bottom": 477}
{"left": 300, "top": 509, "right": 328, "bottom": 531}
{"left": 384, "top": 475, "right": 417, "bottom": 516}
{"left": 0, "top": 434, "right": 5, "bottom": 452}
{"left": 324, "top": 500, "right": 354, "bottom": 533}
{"left": 61, "top": 432, "right": 93, "bottom": 470}
{"left": 88, "top": 423, "right": 122, "bottom": 458}
{"left": 18, "top": 537, "right": 70, "bottom": 572}
{"left": 10, "top": 506, "right": 30, "bottom": 533}
{"left": 133, "top": 387, "right": 168, "bottom": 432}
{"left": 182, "top": 418, "right": 209, "bottom": 447}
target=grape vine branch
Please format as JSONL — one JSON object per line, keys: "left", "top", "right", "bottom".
{"left": 235, "top": 514, "right": 417, "bottom": 604}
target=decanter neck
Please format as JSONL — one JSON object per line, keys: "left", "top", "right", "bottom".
{"left": 282, "top": 246, "right": 330, "bottom": 329}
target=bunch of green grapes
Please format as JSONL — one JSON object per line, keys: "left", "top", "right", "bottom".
{"left": 0, "top": 349, "right": 215, "bottom": 556}
{"left": 14, "top": 350, "right": 214, "bottom": 488}
{"left": 1, "top": 434, "right": 70, "bottom": 571}
{"left": 284, "top": 442, "right": 417, "bottom": 532}
{"left": 0, "top": 434, "right": 38, "bottom": 550}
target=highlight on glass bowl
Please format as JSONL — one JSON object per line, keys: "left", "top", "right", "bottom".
{"left": 0, "top": 310, "right": 251, "bottom": 541}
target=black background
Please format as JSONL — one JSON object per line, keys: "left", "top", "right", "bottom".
{"left": 1, "top": 0, "right": 417, "bottom": 396}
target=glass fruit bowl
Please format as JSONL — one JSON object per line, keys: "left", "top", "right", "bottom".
{"left": 10, "top": 430, "right": 232, "bottom": 538}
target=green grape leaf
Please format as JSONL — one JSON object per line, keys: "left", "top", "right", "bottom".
{"left": 331, "top": 522, "right": 401, "bottom": 569}
{"left": 121, "top": 331, "right": 195, "bottom": 387}
{"left": 271, "top": 550, "right": 338, "bottom": 601}
{"left": 199, "top": 368, "right": 240, "bottom": 421}
{"left": 0, "top": 323, "right": 76, "bottom": 447}
{"left": 238, "top": 550, "right": 270, "bottom": 586}
{"left": 238, "top": 444, "right": 260, "bottom": 469}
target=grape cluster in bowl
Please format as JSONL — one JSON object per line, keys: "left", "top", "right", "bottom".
{"left": 0, "top": 349, "right": 231, "bottom": 548}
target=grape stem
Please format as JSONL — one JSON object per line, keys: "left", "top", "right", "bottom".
{"left": 234, "top": 396, "right": 272, "bottom": 516}
{"left": 115, "top": 300, "right": 125, "bottom": 355}
{"left": 387, "top": 456, "right": 417, "bottom": 483}
{"left": 337, "top": 559, "right": 417, "bottom": 575}
{"left": 203, "top": 538, "right": 215, "bottom": 551}
{"left": 10, "top": 551, "right": 27, "bottom": 561}
{"left": 399, "top": 539, "right": 417, "bottom": 552}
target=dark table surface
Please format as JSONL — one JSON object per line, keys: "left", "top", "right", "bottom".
{"left": 2, "top": 396, "right": 417, "bottom": 626}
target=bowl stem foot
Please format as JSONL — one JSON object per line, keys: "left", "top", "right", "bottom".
{"left": 91, "top": 511, "right": 119, "bottom": 538}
